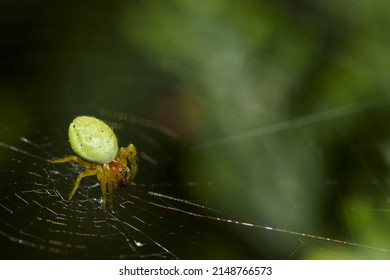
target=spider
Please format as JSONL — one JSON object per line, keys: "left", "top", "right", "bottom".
{"left": 50, "top": 115, "right": 138, "bottom": 209}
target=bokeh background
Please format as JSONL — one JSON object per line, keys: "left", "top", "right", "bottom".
{"left": 1, "top": 0, "right": 390, "bottom": 259}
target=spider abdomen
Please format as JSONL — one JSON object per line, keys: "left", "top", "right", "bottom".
{"left": 68, "top": 116, "right": 118, "bottom": 164}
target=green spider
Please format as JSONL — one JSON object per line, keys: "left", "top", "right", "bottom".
{"left": 50, "top": 116, "right": 138, "bottom": 209}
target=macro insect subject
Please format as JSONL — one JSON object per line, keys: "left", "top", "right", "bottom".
{"left": 50, "top": 116, "right": 138, "bottom": 209}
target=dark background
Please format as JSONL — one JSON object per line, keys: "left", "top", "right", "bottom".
{"left": 1, "top": 0, "right": 390, "bottom": 259}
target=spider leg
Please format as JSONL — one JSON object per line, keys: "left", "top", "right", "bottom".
{"left": 118, "top": 144, "right": 138, "bottom": 182}
{"left": 124, "top": 166, "right": 132, "bottom": 185}
{"left": 69, "top": 169, "right": 97, "bottom": 201}
{"left": 96, "top": 165, "right": 108, "bottom": 209}
{"left": 103, "top": 164, "right": 115, "bottom": 209}
{"left": 128, "top": 157, "right": 138, "bottom": 181}
{"left": 98, "top": 164, "right": 117, "bottom": 210}
{"left": 50, "top": 155, "right": 93, "bottom": 169}
{"left": 107, "top": 180, "right": 118, "bottom": 209}
{"left": 103, "top": 164, "right": 118, "bottom": 209}
{"left": 100, "top": 180, "right": 107, "bottom": 209}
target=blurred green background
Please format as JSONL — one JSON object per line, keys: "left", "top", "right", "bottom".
{"left": 1, "top": 0, "right": 390, "bottom": 259}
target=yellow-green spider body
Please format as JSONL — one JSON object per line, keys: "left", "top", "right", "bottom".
{"left": 50, "top": 116, "right": 138, "bottom": 209}
{"left": 68, "top": 116, "right": 118, "bottom": 164}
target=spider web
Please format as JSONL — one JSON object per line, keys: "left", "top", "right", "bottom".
{"left": 1, "top": 101, "right": 390, "bottom": 260}
{"left": 2, "top": 0, "right": 390, "bottom": 261}
{"left": 0, "top": 110, "right": 205, "bottom": 259}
